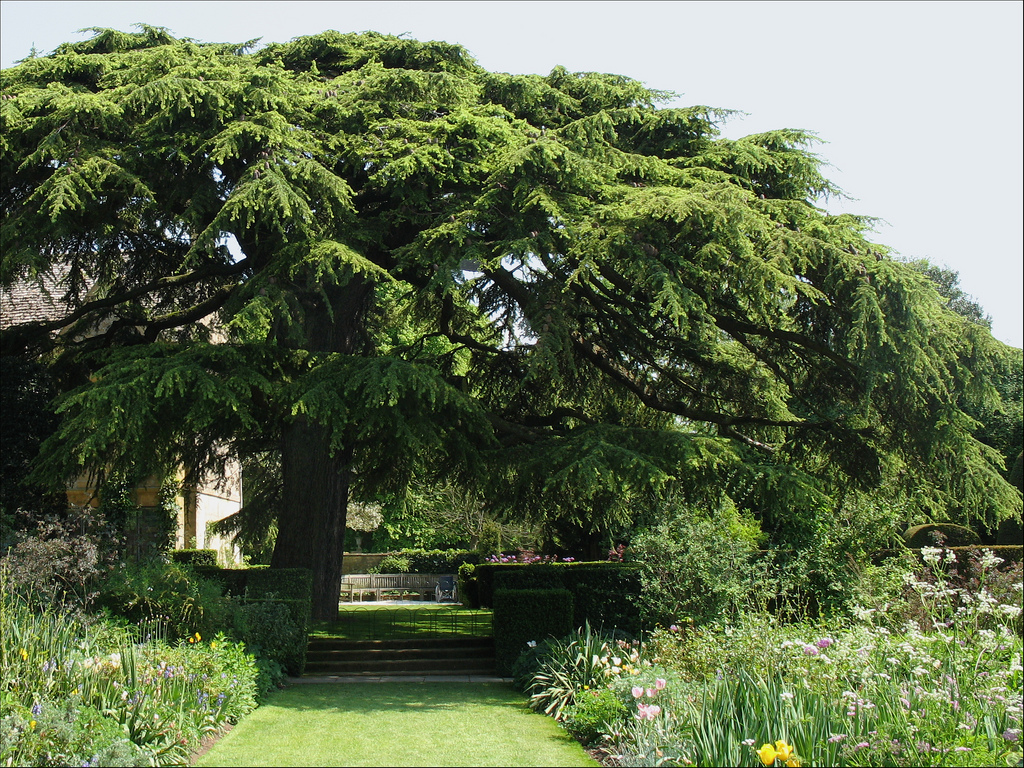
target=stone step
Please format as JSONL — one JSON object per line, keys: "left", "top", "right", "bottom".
{"left": 303, "top": 637, "right": 496, "bottom": 676}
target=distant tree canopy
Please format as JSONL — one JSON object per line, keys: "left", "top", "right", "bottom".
{"left": 2, "top": 26, "right": 1019, "bottom": 618}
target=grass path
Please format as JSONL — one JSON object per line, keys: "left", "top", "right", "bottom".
{"left": 193, "top": 682, "right": 599, "bottom": 767}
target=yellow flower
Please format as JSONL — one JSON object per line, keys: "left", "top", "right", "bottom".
{"left": 29, "top": 720, "right": 37, "bottom": 729}
{"left": 785, "top": 758, "right": 801, "bottom": 768}
{"left": 757, "top": 743, "right": 777, "bottom": 766}
{"left": 194, "top": 632, "right": 202, "bottom": 642}
{"left": 211, "top": 641, "right": 217, "bottom": 649}
{"left": 774, "top": 741, "right": 793, "bottom": 761}
{"left": 20, "top": 648, "right": 28, "bottom": 661}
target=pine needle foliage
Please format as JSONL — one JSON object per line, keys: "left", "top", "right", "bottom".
{"left": 2, "top": 27, "right": 1019, "bottom": 613}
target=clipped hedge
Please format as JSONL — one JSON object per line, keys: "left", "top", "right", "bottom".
{"left": 903, "top": 524, "right": 981, "bottom": 548}
{"left": 244, "top": 568, "right": 312, "bottom": 675}
{"left": 470, "top": 562, "right": 642, "bottom": 635}
{"left": 169, "top": 549, "right": 218, "bottom": 567}
{"left": 493, "top": 588, "right": 574, "bottom": 676}
{"left": 190, "top": 565, "right": 311, "bottom": 675}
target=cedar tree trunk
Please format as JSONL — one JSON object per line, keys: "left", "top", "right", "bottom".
{"left": 270, "top": 277, "right": 372, "bottom": 621}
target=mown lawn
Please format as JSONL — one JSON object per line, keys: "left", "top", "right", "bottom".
{"left": 192, "top": 682, "right": 598, "bottom": 767}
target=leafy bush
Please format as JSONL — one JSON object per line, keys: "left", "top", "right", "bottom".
{"left": 601, "top": 546, "right": 1023, "bottom": 767}
{"left": 0, "top": 696, "right": 152, "bottom": 767}
{"left": 170, "top": 549, "right": 218, "bottom": 567}
{"left": 231, "top": 598, "right": 301, "bottom": 692}
{"left": 95, "top": 558, "right": 228, "bottom": 641}
{"left": 369, "top": 553, "right": 411, "bottom": 573}
{"left": 2, "top": 506, "right": 122, "bottom": 612}
{"left": 562, "top": 687, "right": 628, "bottom": 746}
{"left": 626, "top": 500, "right": 764, "bottom": 627}
{"left": 903, "top": 523, "right": 981, "bottom": 548}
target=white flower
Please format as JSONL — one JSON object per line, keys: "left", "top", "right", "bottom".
{"left": 979, "top": 549, "right": 1004, "bottom": 570}
{"left": 920, "top": 547, "right": 942, "bottom": 566}
{"left": 526, "top": 640, "right": 537, "bottom": 648}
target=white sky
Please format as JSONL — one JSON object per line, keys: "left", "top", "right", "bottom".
{"left": 2, "top": 0, "right": 1021, "bottom": 347}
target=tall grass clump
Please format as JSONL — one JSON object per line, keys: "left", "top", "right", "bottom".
{"left": 0, "top": 561, "right": 260, "bottom": 767}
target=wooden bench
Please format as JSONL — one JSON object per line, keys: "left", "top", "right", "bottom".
{"left": 340, "top": 573, "right": 454, "bottom": 602}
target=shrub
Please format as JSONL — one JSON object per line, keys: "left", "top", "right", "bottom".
{"left": 170, "top": 549, "right": 218, "bottom": 567}
{"left": 524, "top": 623, "right": 631, "bottom": 720}
{"left": 626, "top": 500, "right": 763, "bottom": 627}
{"left": 562, "top": 687, "right": 628, "bottom": 746}
{"left": 243, "top": 568, "right": 312, "bottom": 675}
{"left": 2, "top": 506, "right": 122, "bottom": 612}
{"left": 0, "top": 566, "right": 260, "bottom": 766}
{"left": 369, "top": 553, "right": 411, "bottom": 573}
{"left": 232, "top": 598, "right": 301, "bottom": 691}
{"left": 95, "top": 558, "right": 227, "bottom": 640}
{"left": 0, "top": 696, "right": 153, "bottom": 767}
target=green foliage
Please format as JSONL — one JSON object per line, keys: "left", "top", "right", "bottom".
{"left": 95, "top": 559, "right": 227, "bottom": 641}
{"left": 522, "top": 622, "right": 628, "bottom": 720}
{"left": 231, "top": 599, "right": 300, "bottom": 691}
{"left": 1, "top": 696, "right": 152, "bottom": 767}
{"left": 561, "top": 687, "right": 628, "bottom": 746}
{"left": 368, "top": 553, "right": 411, "bottom": 573}
{"left": 1, "top": 563, "right": 261, "bottom": 766}
{"left": 467, "top": 561, "right": 642, "bottom": 633}
{"left": 368, "top": 548, "right": 480, "bottom": 573}
{"left": 626, "top": 499, "right": 765, "bottom": 627}
{"left": 493, "top": 588, "right": 573, "bottom": 677}
{"left": 242, "top": 567, "right": 312, "bottom": 674}
{"left": 2, "top": 505, "right": 122, "bottom": 612}
{"left": 170, "top": 548, "right": 218, "bottom": 567}
{"left": 0, "top": 355, "right": 63, "bottom": 538}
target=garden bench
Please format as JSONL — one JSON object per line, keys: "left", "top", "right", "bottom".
{"left": 340, "top": 573, "right": 455, "bottom": 602}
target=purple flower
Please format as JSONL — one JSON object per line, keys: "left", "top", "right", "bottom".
{"left": 802, "top": 644, "right": 820, "bottom": 656}
{"left": 31, "top": 702, "right": 42, "bottom": 716}
{"left": 815, "top": 637, "right": 834, "bottom": 649}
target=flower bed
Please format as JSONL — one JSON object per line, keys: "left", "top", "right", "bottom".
{"left": 516, "top": 547, "right": 1023, "bottom": 767}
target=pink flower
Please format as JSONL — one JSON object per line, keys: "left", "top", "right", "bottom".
{"left": 646, "top": 688, "right": 656, "bottom": 698}
{"left": 632, "top": 686, "right": 644, "bottom": 699}
{"left": 635, "top": 703, "right": 662, "bottom": 720}
{"left": 655, "top": 678, "right": 666, "bottom": 691}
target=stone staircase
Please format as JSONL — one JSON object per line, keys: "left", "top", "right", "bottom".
{"left": 304, "top": 636, "right": 497, "bottom": 677}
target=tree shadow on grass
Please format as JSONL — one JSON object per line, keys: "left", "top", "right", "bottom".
{"left": 267, "top": 681, "right": 527, "bottom": 714}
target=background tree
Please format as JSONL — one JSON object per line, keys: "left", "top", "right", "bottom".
{"left": 2, "top": 27, "right": 1019, "bottom": 619}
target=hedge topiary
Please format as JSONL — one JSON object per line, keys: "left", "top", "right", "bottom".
{"left": 903, "top": 524, "right": 981, "bottom": 548}
{"left": 169, "top": 549, "right": 218, "bottom": 567}
{"left": 493, "top": 588, "right": 573, "bottom": 677}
